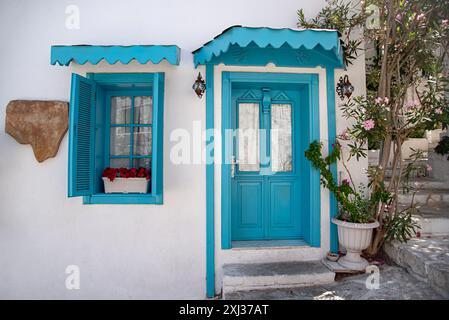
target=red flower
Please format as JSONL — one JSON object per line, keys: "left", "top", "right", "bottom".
{"left": 102, "top": 167, "right": 118, "bottom": 181}
{"left": 102, "top": 167, "right": 151, "bottom": 181}
{"left": 129, "top": 168, "right": 137, "bottom": 178}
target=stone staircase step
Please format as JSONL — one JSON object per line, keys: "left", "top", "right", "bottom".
{"left": 384, "top": 237, "right": 449, "bottom": 299}
{"left": 408, "top": 178, "right": 449, "bottom": 190}
{"left": 222, "top": 261, "right": 335, "bottom": 299}
{"left": 389, "top": 177, "right": 449, "bottom": 190}
{"left": 397, "top": 189, "right": 449, "bottom": 206}
{"left": 399, "top": 203, "right": 449, "bottom": 237}
{"left": 413, "top": 215, "right": 449, "bottom": 237}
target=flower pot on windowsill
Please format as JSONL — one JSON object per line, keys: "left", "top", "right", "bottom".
{"left": 331, "top": 218, "right": 379, "bottom": 271}
{"left": 102, "top": 177, "right": 149, "bottom": 194}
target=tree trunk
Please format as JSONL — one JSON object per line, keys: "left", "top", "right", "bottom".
{"left": 366, "top": 227, "right": 385, "bottom": 256}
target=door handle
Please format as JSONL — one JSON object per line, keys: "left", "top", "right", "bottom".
{"left": 231, "top": 156, "right": 239, "bottom": 178}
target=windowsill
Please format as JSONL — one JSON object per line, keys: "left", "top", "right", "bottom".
{"left": 83, "top": 193, "right": 163, "bottom": 205}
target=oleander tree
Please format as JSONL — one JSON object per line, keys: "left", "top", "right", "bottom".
{"left": 298, "top": 0, "right": 449, "bottom": 255}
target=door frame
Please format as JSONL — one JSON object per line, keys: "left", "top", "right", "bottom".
{"left": 221, "top": 71, "right": 321, "bottom": 249}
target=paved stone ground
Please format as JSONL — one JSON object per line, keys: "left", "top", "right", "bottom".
{"left": 224, "top": 265, "right": 445, "bottom": 300}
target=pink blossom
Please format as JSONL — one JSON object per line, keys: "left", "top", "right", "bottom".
{"left": 384, "top": 97, "right": 389, "bottom": 104}
{"left": 395, "top": 13, "right": 402, "bottom": 22}
{"left": 375, "top": 97, "right": 383, "bottom": 105}
{"left": 417, "top": 13, "right": 425, "bottom": 21}
{"left": 435, "top": 108, "right": 443, "bottom": 115}
{"left": 426, "top": 164, "right": 432, "bottom": 172}
{"left": 442, "top": 20, "right": 449, "bottom": 28}
{"left": 363, "top": 119, "right": 375, "bottom": 131}
{"left": 405, "top": 100, "right": 415, "bottom": 110}
{"left": 339, "top": 129, "right": 350, "bottom": 140}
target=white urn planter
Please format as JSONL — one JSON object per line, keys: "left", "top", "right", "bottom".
{"left": 332, "top": 218, "right": 380, "bottom": 271}
{"left": 103, "top": 177, "right": 149, "bottom": 194}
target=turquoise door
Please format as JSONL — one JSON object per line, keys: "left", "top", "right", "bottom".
{"left": 231, "top": 85, "right": 304, "bottom": 241}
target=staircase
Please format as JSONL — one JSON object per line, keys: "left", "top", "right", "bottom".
{"left": 385, "top": 178, "right": 449, "bottom": 298}
{"left": 222, "top": 261, "right": 335, "bottom": 299}
{"left": 397, "top": 178, "right": 449, "bottom": 237}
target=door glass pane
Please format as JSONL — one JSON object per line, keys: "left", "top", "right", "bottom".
{"left": 271, "top": 103, "right": 292, "bottom": 172}
{"left": 238, "top": 103, "right": 260, "bottom": 172}
{"left": 133, "top": 127, "right": 152, "bottom": 156}
{"left": 134, "top": 96, "right": 152, "bottom": 124}
{"left": 110, "top": 127, "right": 131, "bottom": 156}
{"left": 111, "top": 96, "right": 132, "bottom": 124}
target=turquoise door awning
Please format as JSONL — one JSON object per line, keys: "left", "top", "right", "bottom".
{"left": 51, "top": 45, "right": 181, "bottom": 66}
{"left": 192, "top": 26, "right": 344, "bottom": 68}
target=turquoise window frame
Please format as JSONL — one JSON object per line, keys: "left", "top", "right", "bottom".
{"left": 75, "top": 72, "right": 164, "bottom": 205}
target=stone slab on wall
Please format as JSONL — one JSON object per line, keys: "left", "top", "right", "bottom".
{"left": 5, "top": 100, "right": 69, "bottom": 162}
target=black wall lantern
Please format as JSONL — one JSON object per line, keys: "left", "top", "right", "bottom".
{"left": 336, "top": 75, "right": 354, "bottom": 100}
{"left": 192, "top": 72, "right": 206, "bottom": 98}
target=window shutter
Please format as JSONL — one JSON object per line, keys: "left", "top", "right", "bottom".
{"left": 68, "top": 73, "right": 96, "bottom": 197}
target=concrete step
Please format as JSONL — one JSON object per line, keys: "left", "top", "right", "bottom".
{"left": 413, "top": 216, "right": 449, "bottom": 237}
{"left": 384, "top": 237, "right": 449, "bottom": 298}
{"left": 411, "top": 204, "right": 449, "bottom": 237}
{"left": 397, "top": 188, "right": 449, "bottom": 206}
{"left": 408, "top": 178, "right": 449, "bottom": 190}
{"left": 390, "top": 177, "right": 449, "bottom": 190}
{"left": 399, "top": 203, "right": 449, "bottom": 237}
{"left": 222, "top": 261, "right": 335, "bottom": 299}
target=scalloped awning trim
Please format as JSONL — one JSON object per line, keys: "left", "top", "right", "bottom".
{"left": 51, "top": 45, "right": 181, "bottom": 66}
{"left": 192, "top": 26, "right": 344, "bottom": 68}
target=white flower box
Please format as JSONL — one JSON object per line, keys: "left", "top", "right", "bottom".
{"left": 102, "top": 177, "right": 149, "bottom": 194}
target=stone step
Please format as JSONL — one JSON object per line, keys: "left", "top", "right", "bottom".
{"left": 389, "top": 177, "right": 449, "bottom": 190}
{"left": 397, "top": 189, "right": 449, "bottom": 206}
{"left": 398, "top": 203, "right": 449, "bottom": 237}
{"left": 412, "top": 204, "right": 449, "bottom": 237}
{"left": 409, "top": 178, "right": 449, "bottom": 190}
{"left": 413, "top": 215, "right": 449, "bottom": 237}
{"left": 222, "top": 261, "right": 335, "bottom": 299}
{"left": 221, "top": 244, "right": 323, "bottom": 265}
{"left": 384, "top": 237, "right": 449, "bottom": 299}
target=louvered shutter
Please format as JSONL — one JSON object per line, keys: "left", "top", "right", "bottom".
{"left": 68, "top": 73, "right": 96, "bottom": 197}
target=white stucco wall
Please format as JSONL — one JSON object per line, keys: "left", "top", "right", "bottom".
{"left": 0, "top": 0, "right": 366, "bottom": 299}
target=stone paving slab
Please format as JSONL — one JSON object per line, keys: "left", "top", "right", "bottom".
{"left": 384, "top": 237, "right": 449, "bottom": 298}
{"left": 224, "top": 266, "right": 445, "bottom": 300}
{"left": 222, "top": 261, "right": 335, "bottom": 297}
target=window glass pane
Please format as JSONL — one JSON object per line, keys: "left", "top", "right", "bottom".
{"left": 134, "top": 96, "right": 152, "bottom": 124}
{"left": 271, "top": 104, "right": 292, "bottom": 172}
{"left": 111, "top": 96, "right": 132, "bottom": 124}
{"left": 133, "top": 127, "right": 152, "bottom": 156}
{"left": 238, "top": 103, "right": 260, "bottom": 172}
{"left": 110, "top": 127, "right": 131, "bottom": 156}
{"left": 110, "top": 158, "right": 130, "bottom": 168}
{"left": 133, "top": 158, "right": 151, "bottom": 169}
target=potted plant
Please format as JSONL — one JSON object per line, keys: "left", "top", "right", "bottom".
{"left": 305, "top": 141, "right": 379, "bottom": 271}
{"left": 102, "top": 167, "right": 151, "bottom": 194}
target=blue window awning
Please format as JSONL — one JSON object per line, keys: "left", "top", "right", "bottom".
{"left": 51, "top": 45, "right": 181, "bottom": 66}
{"left": 192, "top": 26, "right": 344, "bottom": 68}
